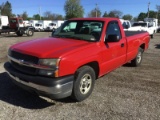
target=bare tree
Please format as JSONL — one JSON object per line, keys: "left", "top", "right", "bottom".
{"left": 122, "top": 14, "right": 133, "bottom": 20}
{"left": 21, "top": 11, "right": 28, "bottom": 20}
{"left": 108, "top": 10, "right": 123, "bottom": 18}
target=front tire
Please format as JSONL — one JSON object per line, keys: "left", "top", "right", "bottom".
{"left": 27, "top": 29, "right": 34, "bottom": 36}
{"left": 131, "top": 48, "right": 143, "bottom": 67}
{"left": 71, "top": 66, "right": 96, "bottom": 102}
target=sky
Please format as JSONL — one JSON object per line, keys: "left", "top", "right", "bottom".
{"left": 0, "top": 0, "right": 159, "bottom": 18}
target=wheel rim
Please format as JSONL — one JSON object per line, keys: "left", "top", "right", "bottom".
{"left": 137, "top": 52, "right": 142, "bottom": 63}
{"left": 79, "top": 74, "right": 92, "bottom": 95}
{"left": 28, "top": 31, "right": 32, "bottom": 35}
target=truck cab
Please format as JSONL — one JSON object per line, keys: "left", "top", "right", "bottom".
{"left": 9, "top": 18, "right": 24, "bottom": 29}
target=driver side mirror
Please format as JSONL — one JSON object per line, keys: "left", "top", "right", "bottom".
{"left": 105, "top": 34, "right": 120, "bottom": 42}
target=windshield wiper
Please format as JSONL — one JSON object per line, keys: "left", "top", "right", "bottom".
{"left": 66, "top": 35, "right": 84, "bottom": 40}
{"left": 52, "top": 34, "right": 93, "bottom": 42}
{"left": 52, "top": 34, "right": 70, "bottom": 38}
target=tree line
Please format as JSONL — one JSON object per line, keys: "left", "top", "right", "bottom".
{"left": 0, "top": 0, "right": 160, "bottom": 22}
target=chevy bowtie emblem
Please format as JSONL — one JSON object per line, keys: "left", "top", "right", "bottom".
{"left": 19, "top": 59, "right": 24, "bottom": 64}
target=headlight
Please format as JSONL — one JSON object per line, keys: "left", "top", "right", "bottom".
{"left": 8, "top": 48, "right": 12, "bottom": 62}
{"left": 38, "top": 59, "right": 60, "bottom": 77}
{"left": 8, "top": 48, "right": 12, "bottom": 56}
{"left": 39, "top": 59, "right": 60, "bottom": 68}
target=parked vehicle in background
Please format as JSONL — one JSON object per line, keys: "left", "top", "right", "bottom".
{"left": 41, "top": 20, "right": 52, "bottom": 30}
{"left": 0, "top": 16, "right": 9, "bottom": 34}
{"left": 126, "top": 21, "right": 154, "bottom": 38}
{"left": 120, "top": 19, "right": 132, "bottom": 30}
{"left": 4, "top": 17, "right": 150, "bottom": 102}
{"left": 144, "top": 18, "right": 158, "bottom": 33}
{"left": 45, "top": 20, "right": 64, "bottom": 31}
{"left": 0, "top": 17, "right": 34, "bottom": 36}
{"left": 33, "top": 20, "right": 52, "bottom": 32}
{"left": 23, "top": 20, "right": 31, "bottom": 27}
{"left": 45, "top": 22, "right": 57, "bottom": 31}
{"left": 34, "top": 23, "right": 43, "bottom": 31}
{"left": 29, "top": 20, "right": 39, "bottom": 28}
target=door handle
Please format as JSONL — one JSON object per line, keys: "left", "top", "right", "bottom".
{"left": 121, "top": 43, "right": 124, "bottom": 47}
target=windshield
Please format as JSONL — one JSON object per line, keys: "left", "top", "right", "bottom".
{"left": 49, "top": 23, "right": 56, "bottom": 26}
{"left": 132, "top": 23, "right": 147, "bottom": 27}
{"left": 35, "top": 23, "right": 42, "bottom": 27}
{"left": 52, "top": 20, "right": 104, "bottom": 42}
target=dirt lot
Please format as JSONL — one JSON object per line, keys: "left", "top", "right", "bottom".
{"left": 0, "top": 32, "right": 160, "bottom": 120}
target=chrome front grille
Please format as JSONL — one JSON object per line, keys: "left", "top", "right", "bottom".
{"left": 9, "top": 50, "right": 39, "bottom": 75}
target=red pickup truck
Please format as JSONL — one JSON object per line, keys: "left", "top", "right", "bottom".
{"left": 4, "top": 18, "right": 150, "bottom": 102}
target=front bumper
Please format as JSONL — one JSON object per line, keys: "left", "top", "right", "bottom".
{"left": 4, "top": 62, "right": 74, "bottom": 99}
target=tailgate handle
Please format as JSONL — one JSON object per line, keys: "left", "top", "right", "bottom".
{"left": 121, "top": 43, "right": 125, "bottom": 47}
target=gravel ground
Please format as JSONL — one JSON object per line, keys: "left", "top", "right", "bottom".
{"left": 0, "top": 32, "right": 160, "bottom": 120}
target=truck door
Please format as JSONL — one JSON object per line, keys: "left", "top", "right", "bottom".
{"left": 100, "top": 21, "right": 127, "bottom": 74}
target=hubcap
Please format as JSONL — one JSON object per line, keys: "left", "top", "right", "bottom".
{"left": 28, "top": 31, "right": 32, "bottom": 35}
{"left": 79, "top": 74, "right": 92, "bottom": 95}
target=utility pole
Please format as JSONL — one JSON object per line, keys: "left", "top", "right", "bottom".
{"left": 39, "top": 6, "right": 41, "bottom": 20}
{"left": 147, "top": 2, "right": 150, "bottom": 18}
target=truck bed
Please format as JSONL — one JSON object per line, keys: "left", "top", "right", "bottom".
{"left": 125, "top": 31, "right": 147, "bottom": 37}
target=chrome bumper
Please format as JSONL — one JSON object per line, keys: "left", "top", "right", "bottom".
{"left": 4, "top": 62, "right": 74, "bottom": 99}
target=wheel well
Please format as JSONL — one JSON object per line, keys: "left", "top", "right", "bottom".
{"left": 77, "top": 62, "right": 99, "bottom": 79}
{"left": 140, "top": 43, "right": 145, "bottom": 51}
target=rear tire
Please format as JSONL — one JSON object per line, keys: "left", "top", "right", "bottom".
{"left": 16, "top": 30, "right": 23, "bottom": 36}
{"left": 71, "top": 66, "right": 96, "bottom": 102}
{"left": 131, "top": 48, "right": 143, "bottom": 67}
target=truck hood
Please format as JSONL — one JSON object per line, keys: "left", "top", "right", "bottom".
{"left": 11, "top": 37, "right": 93, "bottom": 58}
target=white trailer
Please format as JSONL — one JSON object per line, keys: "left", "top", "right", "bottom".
{"left": 0, "top": 16, "right": 9, "bottom": 30}
{"left": 33, "top": 20, "right": 52, "bottom": 32}
{"left": 29, "top": 20, "right": 39, "bottom": 28}
{"left": 53, "top": 20, "right": 64, "bottom": 28}
{"left": 144, "top": 18, "right": 158, "bottom": 33}
{"left": 41, "top": 20, "right": 52, "bottom": 30}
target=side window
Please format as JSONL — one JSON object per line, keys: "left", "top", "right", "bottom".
{"left": 127, "top": 22, "right": 131, "bottom": 28}
{"left": 106, "top": 21, "right": 122, "bottom": 41}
